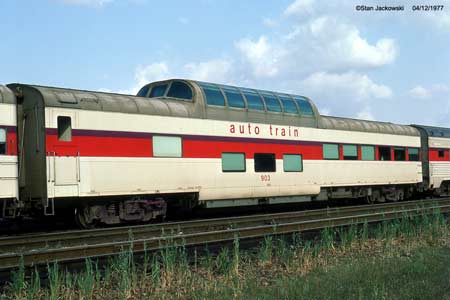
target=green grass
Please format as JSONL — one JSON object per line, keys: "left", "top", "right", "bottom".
{"left": 3, "top": 210, "right": 450, "bottom": 300}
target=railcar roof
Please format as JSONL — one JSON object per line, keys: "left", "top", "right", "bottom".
{"left": 7, "top": 81, "right": 422, "bottom": 137}
{"left": 0, "top": 85, "right": 15, "bottom": 104}
{"left": 320, "top": 115, "right": 419, "bottom": 136}
{"left": 412, "top": 124, "right": 450, "bottom": 138}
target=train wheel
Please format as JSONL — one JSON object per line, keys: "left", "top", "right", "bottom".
{"left": 74, "top": 207, "right": 95, "bottom": 229}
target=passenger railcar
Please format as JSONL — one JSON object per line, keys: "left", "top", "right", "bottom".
{"left": 5, "top": 80, "right": 428, "bottom": 227}
{"left": 0, "top": 85, "right": 19, "bottom": 217}
{"left": 413, "top": 125, "right": 450, "bottom": 196}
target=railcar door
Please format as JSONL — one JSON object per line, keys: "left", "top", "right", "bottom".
{"left": 48, "top": 113, "right": 80, "bottom": 198}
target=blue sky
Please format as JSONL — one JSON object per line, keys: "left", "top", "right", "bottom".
{"left": 1, "top": 0, "right": 450, "bottom": 126}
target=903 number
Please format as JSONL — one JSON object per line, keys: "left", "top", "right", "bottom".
{"left": 260, "top": 175, "right": 271, "bottom": 182}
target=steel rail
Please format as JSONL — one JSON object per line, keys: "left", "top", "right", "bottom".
{"left": 0, "top": 199, "right": 449, "bottom": 270}
{"left": 0, "top": 198, "right": 448, "bottom": 253}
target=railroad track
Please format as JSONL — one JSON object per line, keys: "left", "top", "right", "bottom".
{"left": 0, "top": 198, "right": 449, "bottom": 271}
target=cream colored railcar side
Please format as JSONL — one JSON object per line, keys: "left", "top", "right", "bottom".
{"left": 45, "top": 108, "right": 422, "bottom": 201}
{"left": 0, "top": 85, "right": 19, "bottom": 216}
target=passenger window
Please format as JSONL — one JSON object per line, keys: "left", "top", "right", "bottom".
{"left": 408, "top": 148, "right": 419, "bottom": 161}
{"left": 438, "top": 150, "right": 445, "bottom": 158}
{"left": 221, "top": 86, "right": 245, "bottom": 108}
{"left": 278, "top": 94, "right": 299, "bottom": 114}
{"left": 242, "top": 89, "right": 265, "bottom": 111}
{"left": 222, "top": 153, "right": 246, "bottom": 172}
{"left": 200, "top": 83, "right": 225, "bottom": 106}
{"left": 166, "top": 82, "right": 193, "bottom": 100}
{"left": 283, "top": 154, "right": 303, "bottom": 172}
{"left": 394, "top": 148, "right": 406, "bottom": 161}
{"left": 343, "top": 145, "right": 358, "bottom": 160}
{"left": 149, "top": 84, "right": 168, "bottom": 97}
{"left": 0, "top": 129, "right": 6, "bottom": 155}
{"left": 293, "top": 96, "right": 314, "bottom": 115}
{"left": 254, "top": 153, "right": 276, "bottom": 172}
{"left": 153, "top": 136, "right": 182, "bottom": 157}
{"left": 361, "top": 146, "right": 375, "bottom": 161}
{"left": 137, "top": 85, "right": 150, "bottom": 97}
{"left": 323, "top": 144, "right": 339, "bottom": 160}
{"left": 261, "top": 93, "right": 282, "bottom": 112}
{"left": 378, "top": 146, "right": 391, "bottom": 161}
{"left": 57, "top": 116, "right": 72, "bottom": 142}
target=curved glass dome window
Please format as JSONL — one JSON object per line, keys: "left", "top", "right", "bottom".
{"left": 241, "top": 89, "right": 265, "bottom": 111}
{"left": 137, "top": 85, "right": 150, "bottom": 97}
{"left": 293, "top": 96, "right": 314, "bottom": 115}
{"left": 220, "top": 85, "right": 245, "bottom": 108}
{"left": 199, "top": 82, "right": 225, "bottom": 106}
{"left": 166, "top": 81, "right": 193, "bottom": 100}
{"left": 260, "top": 92, "right": 282, "bottom": 112}
{"left": 149, "top": 83, "right": 169, "bottom": 98}
{"left": 277, "top": 94, "right": 299, "bottom": 114}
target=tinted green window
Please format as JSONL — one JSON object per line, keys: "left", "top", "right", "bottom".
{"left": 283, "top": 154, "right": 303, "bottom": 172}
{"left": 153, "top": 136, "right": 182, "bottom": 157}
{"left": 222, "top": 153, "right": 245, "bottom": 172}
{"left": 261, "top": 93, "right": 282, "bottom": 112}
{"left": 323, "top": 144, "right": 339, "bottom": 160}
{"left": 0, "top": 129, "right": 6, "bottom": 155}
{"left": 137, "top": 85, "right": 150, "bottom": 97}
{"left": 149, "top": 84, "right": 168, "bottom": 97}
{"left": 199, "top": 83, "right": 225, "bottom": 106}
{"left": 408, "top": 148, "right": 419, "bottom": 161}
{"left": 394, "top": 148, "right": 406, "bottom": 161}
{"left": 293, "top": 96, "right": 314, "bottom": 115}
{"left": 361, "top": 146, "right": 375, "bottom": 161}
{"left": 167, "top": 82, "right": 193, "bottom": 100}
{"left": 343, "top": 145, "right": 358, "bottom": 160}
{"left": 221, "top": 86, "right": 245, "bottom": 108}
{"left": 242, "top": 89, "right": 264, "bottom": 111}
{"left": 278, "top": 94, "right": 299, "bottom": 114}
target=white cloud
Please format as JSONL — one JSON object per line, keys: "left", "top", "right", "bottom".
{"left": 135, "top": 62, "right": 171, "bottom": 87}
{"left": 409, "top": 84, "right": 449, "bottom": 99}
{"left": 183, "top": 59, "right": 233, "bottom": 83}
{"left": 300, "top": 71, "right": 392, "bottom": 101}
{"left": 284, "top": 0, "right": 315, "bottom": 16}
{"left": 235, "top": 36, "right": 284, "bottom": 78}
{"left": 59, "top": 0, "right": 113, "bottom": 6}
{"left": 409, "top": 85, "right": 431, "bottom": 99}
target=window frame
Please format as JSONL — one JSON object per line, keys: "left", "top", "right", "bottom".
{"left": 148, "top": 83, "right": 169, "bottom": 98}
{"left": 343, "top": 144, "right": 358, "bottom": 160}
{"left": 166, "top": 81, "right": 194, "bottom": 101}
{"left": 57, "top": 116, "right": 72, "bottom": 142}
{"left": 241, "top": 89, "right": 266, "bottom": 111}
{"left": 277, "top": 94, "right": 299, "bottom": 115}
{"left": 152, "top": 135, "right": 183, "bottom": 158}
{"left": 0, "top": 128, "right": 6, "bottom": 155}
{"left": 283, "top": 154, "right": 303, "bottom": 172}
{"left": 323, "top": 143, "right": 340, "bottom": 160}
{"left": 220, "top": 85, "right": 246, "bottom": 109}
{"left": 394, "top": 147, "right": 406, "bottom": 161}
{"left": 408, "top": 148, "right": 420, "bottom": 161}
{"left": 254, "top": 153, "right": 276, "bottom": 172}
{"left": 260, "top": 92, "right": 282, "bottom": 113}
{"left": 361, "top": 145, "right": 375, "bottom": 161}
{"left": 221, "top": 152, "right": 246, "bottom": 172}
{"left": 378, "top": 146, "right": 392, "bottom": 161}
{"left": 199, "top": 83, "right": 226, "bottom": 107}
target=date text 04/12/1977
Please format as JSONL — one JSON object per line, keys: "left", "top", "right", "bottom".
{"left": 355, "top": 5, "right": 445, "bottom": 11}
